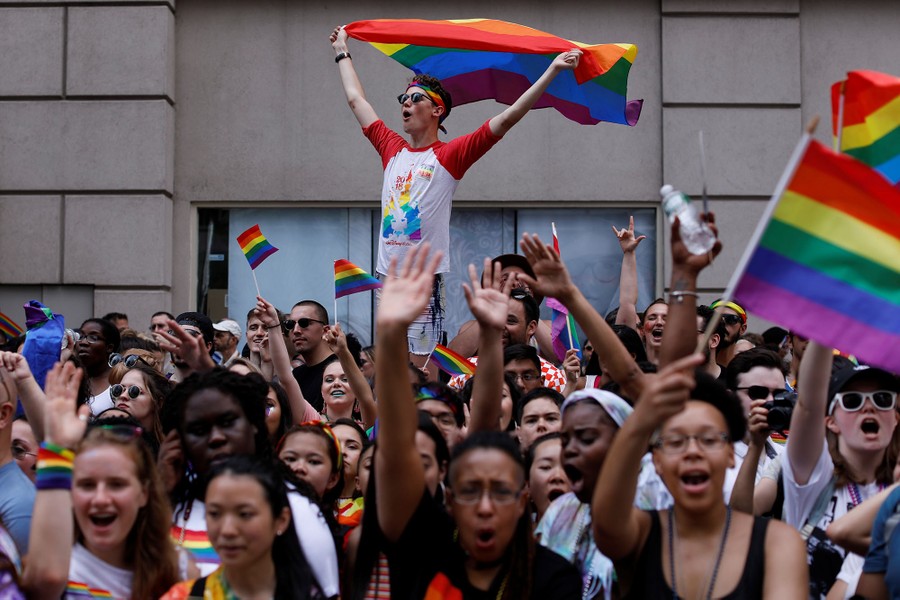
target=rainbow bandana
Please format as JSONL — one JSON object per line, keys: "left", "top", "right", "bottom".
{"left": 407, "top": 80, "right": 450, "bottom": 130}
{"left": 710, "top": 299, "right": 747, "bottom": 324}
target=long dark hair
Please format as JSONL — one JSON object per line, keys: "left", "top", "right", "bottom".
{"left": 205, "top": 455, "right": 317, "bottom": 600}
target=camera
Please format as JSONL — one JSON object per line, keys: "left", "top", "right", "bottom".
{"left": 764, "top": 392, "right": 796, "bottom": 432}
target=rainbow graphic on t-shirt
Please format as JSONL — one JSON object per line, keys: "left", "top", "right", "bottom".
{"left": 170, "top": 525, "right": 220, "bottom": 571}
{"left": 64, "top": 581, "right": 113, "bottom": 598}
{"left": 383, "top": 169, "right": 421, "bottom": 243}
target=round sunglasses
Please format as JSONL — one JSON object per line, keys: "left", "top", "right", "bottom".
{"left": 110, "top": 384, "right": 143, "bottom": 400}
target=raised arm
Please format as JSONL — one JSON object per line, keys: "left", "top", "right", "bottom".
{"left": 330, "top": 26, "right": 378, "bottom": 128}
{"left": 488, "top": 49, "right": 581, "bottom": 138}
{"left": 324, "top": 323, "right": 377, "bottom": 428}
{"left": 22, "top": 361, "right": 89, "bottom": 598}
{"left": 519, "top": 233, "right": 645, "bottom": 401}
{"left": 464, "top": 259, "right": 512, "bottom": 432}
{"left": 729, "top": 398, "right": 768, "bottom": 514}
{"left": 375, "top": 245, "right": 443, "bottom": 542}
{"left": 612, "top": 216, "right": 646, "bottom": 331}
{"left": 592, "top": 354, "right": 703, "bottom": 562}
{"left": 658, "top": 213, "right": 721, "bottom": 368}
{"left": 254, "top": 297, "right": 319, "bottom": 423}
{"left": 0, "top": 351, "right": 48, "bottom": 440}
{"left": 787, "top": 340, "right": 833, "bottom": 485}
{"left": 827, "top": 482, "right": 899, "bottom": 555}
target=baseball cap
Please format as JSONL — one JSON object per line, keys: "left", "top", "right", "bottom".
{"left": 827, "top": 364, "right": 900, "bottom": 415}
{"left": 174, "top": 311, "right": 214, "bottom": 345}
{"left": 213, "top": 318, "right": 242, "bottom": 339}
{"left": 491, "top": 254, "right": 543, "bottom": 304}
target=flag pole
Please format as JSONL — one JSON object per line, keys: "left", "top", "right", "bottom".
{"left": 694, "top": 117, "right": 820, "bottom": 354}
{"left": 551, "top": 221, "right": 575, "bottom": 351}
{"left": 251, "top": 270, "right": 261, "bottom": 298}
{"left": 834, "top": 81, "right": 846, "bottom": 152}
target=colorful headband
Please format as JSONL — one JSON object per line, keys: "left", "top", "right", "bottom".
{"left": 710, "top": 299, "right": 747, "bottom": 323}
{"left": 407, "top": 81, "right": 450, "bottom": 130}
{"left": 415, "top": 384, "right": 460, "bottom": 417}
{"left": 288, "top": 421, "right": 343, "bottom": 472}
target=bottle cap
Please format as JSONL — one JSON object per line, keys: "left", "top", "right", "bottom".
{"left": 659, "top": 184, "right": 673, "bottom": 197}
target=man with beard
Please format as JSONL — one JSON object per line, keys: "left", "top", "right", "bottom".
{"left": 709, "top": 299, "right": 748, "bottom": 368}
{"left": 696, "top": 304, "right": 729, "bottom": 381}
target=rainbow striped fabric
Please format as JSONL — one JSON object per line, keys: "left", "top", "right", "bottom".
{"left": 236, "top": 224, "right": 278, "bottom": 270}
{"left": 64, "top": 582, "right": 113, "bottom": 598}
{"left": 430, "top": 344, "right": 476, "bottom": 377}
{"left": 0, "top": 311, "right": 22, "bottom": 339}
{"left": 733, "top": 139, "right": 900, "bottom": 372}
{"left": 832, "top": 70, "right": 900, "bottom": 188}
{"left": 334, "top": 259, "right": 382, "bottom": 298}
{"left": 344, "top": 19, "right": 641, "bottom": 126}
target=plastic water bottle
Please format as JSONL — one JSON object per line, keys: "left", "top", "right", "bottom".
{"left": 660, "top": 184, "right": 717, "bottom": 255}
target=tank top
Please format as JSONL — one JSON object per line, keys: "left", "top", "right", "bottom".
{"left": 626, "top": 511, "right": 768, "bottom": 599}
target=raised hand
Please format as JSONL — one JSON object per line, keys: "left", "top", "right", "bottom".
{"left": 377, "top": 244, "right": 443, "bottom": 330}
{"left": 747, "top": 399, "right": 770, "bottom": 448}
{"left": 563, "top": 348, "right": 581, "bottom": 383}
{"left": 0, "top": 351, "right": 34, "bottom": 384}
{"left": 330, "top": 25, "right": 348, "bottom": 49}
{"left": 552, "top": 48, "right": 582, "bottom": 72}
{"left": 462, "top": 258, "right": 513, "bottom": 332}
{"left": 157, "top": 320, "right": 215, "bottom": 373}
{"left": 612, "top": 216, "right": 646, "bottom": 254}
{"left": 43, "top": 361, "right": 89, "bottom": 449}
{"left": 323, "top": 323, "right": 349, "bottom": 355}
{"left": 254, "top": 296, "right": 281, "bottom": 329}
{"left": 632, "top": 353, "right": 704, "bottom": 432}
{"left": 671, "top": 213, "right": 722, "bottom": 275}
{"left": 518, "top": 233, "right": 577, "bottom": 303}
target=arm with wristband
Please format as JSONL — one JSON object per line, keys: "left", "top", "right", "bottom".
{"left": 22, "top": 361, "right": 89, "bottom": 599}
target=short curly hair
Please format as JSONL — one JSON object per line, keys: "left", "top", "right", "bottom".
{"left": 408, "top": 74, "right": 452, "bottom": 120}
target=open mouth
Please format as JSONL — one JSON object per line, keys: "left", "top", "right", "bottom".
{"left": 402, "top": 110, "right": 412, "bottom": 119}
{"left": 862, "top": 419, "right": 880, "bottom": 435}
{"left": 651, "top": 327, "right": 664, "bottom": 341}
{"left": 475, "top": 528, "right": 495, "bottom": 547}
{"left": 547, "top": 488, "right": 567, "bottom": 503}
{"left": 330, "top": 390, "right": 345, "bottom": 398}
{"left": 563, "top": 465, "right": 583, "bottom": 486}
{"left": 90, "top": 514, "right": 117, "bottom": 527}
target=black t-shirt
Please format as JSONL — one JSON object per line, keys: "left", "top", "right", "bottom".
{"left": 292, "top": 354, "right": 337, "bottom": 413}
{"left": 382, "top": 489, "right": 581, "bottom": 599}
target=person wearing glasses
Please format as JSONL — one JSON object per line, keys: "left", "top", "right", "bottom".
{"left": 592, "top": 355, "right": 807, "bottom": 598}
{"left": 76, "top": 318, "right": 120, "bottom": 415}
{"left": 783, "top": 342, "right": 900, "bottom": 598}
{"left": 709, "top": 299, "right": 749, "bottom": 369}
{"left": 288, "top": 300, "right": 336, "bottom": 414}
{"left": 329, "top": 25, "right": 581, "bottom": 373}
{"left": 369, "top": 244, "right": 580, "bottom": 599}
{"left": 107, "top": 360, "right": 171, "bottom": 446}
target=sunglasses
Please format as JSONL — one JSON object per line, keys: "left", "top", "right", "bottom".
{"left": 282, "top": 318, "right": 326, "bottom": 330}
{"left": 829, "top": 390, "right": 897, "bottom": 414}
{"left": 720, "top": 314, "right": 744, "bottom": 326}
{"left": 110, "top": 384, "right": 143, "bottom": 400}
{"left": 108, "top": 353, "right": 152, "bottom": 369}
{"left": 397, "top": 92, "right": 434, "bottom": 105}
{"left": 736, "top": 386, "right": 792, "bottom": 401}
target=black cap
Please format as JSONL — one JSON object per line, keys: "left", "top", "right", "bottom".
{"left": 826, "top": 364, "right": 899, "bottom": 414}
{"left": 174, "top": 311, "right": 214, "bottom": 346}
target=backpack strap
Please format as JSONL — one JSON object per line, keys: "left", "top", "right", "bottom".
{"left": 800, "top": 475, "right": 836, "bottom": 541}
{"left": 188, "top": 575, "right": 207, "bottom": 599}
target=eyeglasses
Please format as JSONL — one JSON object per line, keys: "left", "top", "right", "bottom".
{"left": 451, "top": 485, "right": 523, "bottom": 506}
{"left": 78, "top": 333, "right": 105, "bottom": 344}
{"left": 720, "top": 314, "right": 744, "bottom": 326}
{"left": 829, "top": 390, "right": 897, "bottom": 414}
{"left": 653, "top": 432, "right": 730, "bottom": 454}
{"left": 736, "top": 386, "right": 792, "bottom": 401}
{"left": 421, "top": 409, "right": 457, "bottom": 429}
{"left": 397, "top": 92, "right": 435, "bottom": 105}
{"left": 11, "top": 445, "right": 36, "bottom": 461}
{"left": 508, "top": 371, "right": 539, "bottom": 383}
{"left": 282, "top": 318, "right": 325, "bottom": 330}
{"left": 110, "top": 384, "right": 143, "bottom": 400}
{"left": 108, "top": 353, "right": 152, "bottom": 369}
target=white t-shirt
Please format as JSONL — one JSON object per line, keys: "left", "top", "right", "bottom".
{"left": 67, "top": 543, "right": 132, "bottom": 599}
{"left": 723, "top": 438, "right": 784, "bottom": 503}
{"left": 783, "top": 439, "right": 883, "bottom": 598}
{"left": 88, "top": 387, "right": 114, "bottom": 415}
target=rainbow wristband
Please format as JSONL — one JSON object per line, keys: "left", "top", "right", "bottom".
{"left": 36, "top": 442, "right": 75, "bottom": 491}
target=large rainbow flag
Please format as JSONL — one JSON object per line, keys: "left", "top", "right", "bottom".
{"left": 344, "top": 19, "right": 641, "bottom": 127}
{"left": 334, "top": 259, "right": 382, "bottom": 298}
{"left": 832, "top": 70, "right": 900, "bottom": 188}
{"left": 732, "top": 139, "right": 900, "bottom": 373}
{"left": 236, "top": 224, "right": 278, "bottom": 270}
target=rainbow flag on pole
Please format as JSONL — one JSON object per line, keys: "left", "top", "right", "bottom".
{"left": 832, "top": 70, "right": 900, "bottom": 188}
{"left": 0, "top": 311, "right": 23, "bottom": 339}
{"left": 344, "top": 19, "right": 642, "bottom": 127}
{"left": 732, "top": 138, "right": 900, "bottom": 373}
{"left": 547, "top": 223, "right": 581, "bottom": 363}
{"left": 236, "top": 225, "right": 278, "bottom": 270}
{"left": 334, "top": 260, "right": 382, "bottom": 298}
{"left": 430, "top": 344, "right": 476, "bottom": 377}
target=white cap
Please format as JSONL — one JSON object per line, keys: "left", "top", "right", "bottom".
{"left": 213, "top": 318, "right": 242, "bottom": 339}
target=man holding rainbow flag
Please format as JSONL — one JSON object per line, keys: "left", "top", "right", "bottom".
{"left": 329, "top": 24, "right": 582, "bottom": 368}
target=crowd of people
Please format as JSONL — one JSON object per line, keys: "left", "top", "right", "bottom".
{"left": 0, "top": 25, "right": 894, "bottom": 600}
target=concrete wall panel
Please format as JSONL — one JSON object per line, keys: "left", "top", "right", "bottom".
{"left": 0, "top": 100, "right": 173, "bottom": 191}
{"left": 63, "top": 194, "right": 172, "bottom": 285}
{"left": 67, "top": 6, "right": 174, "bottom": 98}
{"left": 0, "top": 8, "right": 63, "bottom": 96}
{"left": 663, "top": 107, "right": 801, "bottom": 197}
{"left": 0, "top": 196, "right": 61, "bottom": 283}
{"left": 93, "top": 289, "right": 171, "bottom": 333}
{"left": 662, "top": 16, "right": 800, "bottom": 104}
{"left": 662, "top": 0, "right": 798, "bottom": 12}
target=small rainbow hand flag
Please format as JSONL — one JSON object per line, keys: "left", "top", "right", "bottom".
{"left": 430, "top": 344, "right": 476, "bottom": 377}
{"left": 0, "top": 311, "right": 23, "bottom": 339}
{"left": 237, "top": 225, "right": 278, "bottom": 270}
{"left": 335, "top": 260, "right": 382, "bottom": 298}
